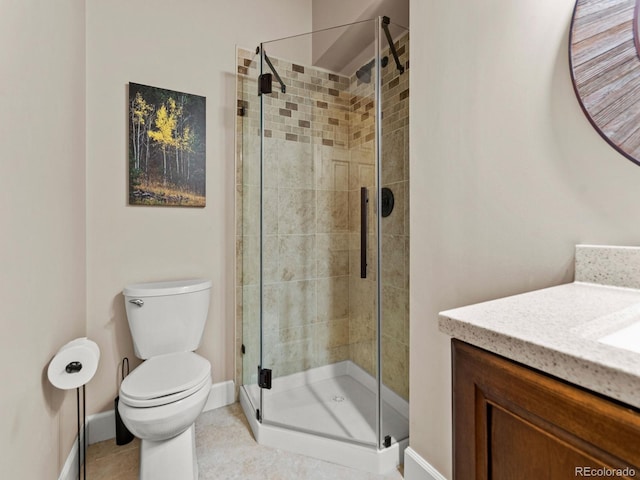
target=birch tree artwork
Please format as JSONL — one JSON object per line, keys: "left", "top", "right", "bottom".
{"left": 129, "top": 83, "right": 206, "bottom": 206}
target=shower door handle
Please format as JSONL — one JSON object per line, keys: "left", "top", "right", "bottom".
{"left": 360, "top": 187, "right": 368, "bottom": 279}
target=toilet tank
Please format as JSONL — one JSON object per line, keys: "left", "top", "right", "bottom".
{"left": 123, "top": 278, "right": 212, "bottom": 359}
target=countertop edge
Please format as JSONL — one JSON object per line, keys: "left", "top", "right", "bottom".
{"left": 439, "top": 309, "right": 640, "bottom": 411}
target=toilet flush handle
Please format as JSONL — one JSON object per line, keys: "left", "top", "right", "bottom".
{"left": 129, "top": 299, "right": 144, "bottom": 307}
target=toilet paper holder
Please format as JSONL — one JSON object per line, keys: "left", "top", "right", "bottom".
{"left": 47, "top": 337, "right": 100, "bottom": 480}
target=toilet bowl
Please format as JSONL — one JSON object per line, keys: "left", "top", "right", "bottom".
{"left": 118, "top": 279, "right": 212, "bottom": 480}
{"left": 118, "top": 352, "right": 211, "bottom": 480}
{"left": 119, "top": 352, "right": 211, "bottom": 437}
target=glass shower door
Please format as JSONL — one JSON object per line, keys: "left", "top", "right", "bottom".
{"left": 378, "top": 18, "right": 410, "bottom": 449}
{"left": 257, "top": 21, "right": 380, "bottom": 447}
{"left": 238, "top": 47, "right": 262, "bottom": 414}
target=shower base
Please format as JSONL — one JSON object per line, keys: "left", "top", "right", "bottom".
{"left": 239, "top": 360, "right": 409, "bottom": 474}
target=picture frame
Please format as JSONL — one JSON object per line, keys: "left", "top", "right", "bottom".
{"left": 128, "top": 82, "right": 206, "bottom": 207}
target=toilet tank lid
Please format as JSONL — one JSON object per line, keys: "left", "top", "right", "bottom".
{"left": 123, "top": 278, "right": 212, "bottom": 298}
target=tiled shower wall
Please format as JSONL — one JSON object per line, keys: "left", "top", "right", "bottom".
{"left": 236, "top": 31, "right": 409, "bottom": 400}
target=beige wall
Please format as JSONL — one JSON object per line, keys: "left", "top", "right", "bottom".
{"left": 0, "top": 0, "right": 86, "bottom": 477}
{"left": 85, "top": 0, "right": 312, "bottom": 414}
{"left": 11, "top": 0, "right": 640, "bottom": 477}
{"left": 410, "top": 0, "right": 640, "bottom": 477}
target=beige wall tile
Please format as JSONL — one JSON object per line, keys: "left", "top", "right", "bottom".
{"left": 269, "top": 338, "right": 315, "bottom": 376}
{"left": 317, "top": 276, "right": 349, "bottom": 321}
{"left": 316, "top": 233, "right": 349, "bottom": 278}
{"left": 264, "top": 187, "right": 279, "bottom": 235}
{"left": 277, "top": 279, "right": 318, "bottom": 329}
{"left": 381, "top": 284, "right": 408, "bottom": 344}
{"left": 348, "top": 160, "right": 375, "bottom": 191}
{"left": 278, "top": 323, "right": 314, "bottom": 344}
{"left": 404, "top": 236, "right": 410, "bottom": 291}
{"left": 263, "top": 137, "right": 279, "bottom": 188}
{"left": 278, "top": 188, "right": 316, "bottom": 234}
{"left": 242, "top": 235, "right": 260, "bottom": 286}
{"left": 315, "top": 344, "right": 350, "bottom": 366}
{"left": 242, "top": 184, "right": 260, "bottom": 236}
{"left": 242, "top": 285, "right": 260, "bottom": 335}
{"left": 314, "top": 318, "right": 350, "bottom": 350}
{"left": 381, "top": 128, "right": 405, "bottom": 185}
{"left": 404, "top": 179, "right": 410, "bottom": 235}
{"left": 262, "top": 284, "right": 279, "bottom": 331}
{"left": 381, "top": 235, "right": 405, "bottom": 289}
{"left": 350, "top": 341, "right": 376, "bottom": 377}
{"left": 349, "top": 315, "right": 375, "bottom": 344}
{"left": 278, "top": 234, "right": 316, "bottom": 281}
{"left": 277, "top": 140, "right": 314, "bottom": 189}
{"left": 317, "top": 190, "right": 349, "bottom": 233}
{"left": 236, "top": 235, "right": 243, "bottom": 287}
{"left": 403, "top": 125, "right": 409, "bottom": 182}
{"left": 349, "top": 277, "right": 375, "bottom": 329}
{"left": 316, "top": 153, "right": 350, "bottom": 192}
{"left": 262, "top": 235, "right": 279, "bottom": 284}
{"left": 381, "top": 336, "right": 409, "bottom": 400}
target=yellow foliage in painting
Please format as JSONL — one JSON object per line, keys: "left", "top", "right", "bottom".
{"left": 180, "top": 125, "right": 194, "bottom": 153}
{"left": 167, "top": 97, "right": 181, "bottom": 118}
{"left": 133, "top": 92, "right": 153, "bottom": 125}
{"left": 148, "top": 103, "right": 177, "bottom": 148}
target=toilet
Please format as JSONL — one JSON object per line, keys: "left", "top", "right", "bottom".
{"left": 118, "top": 278, "right": 212, "bottom": 480}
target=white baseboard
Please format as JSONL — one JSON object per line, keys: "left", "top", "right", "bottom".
{"left": 404, "top": 447, "right": 448, "bottom": 480}
{"left": 203, "top": 379, "right": 236, "bottom": 412}
{"left": 88, "top": 409, "right": 116, "bottom": 444}
{"left": 58, "top": 380, "right": 236, "bottom": 480}
{"left": 57, "top": 427, "right": 85, "bottom": 480}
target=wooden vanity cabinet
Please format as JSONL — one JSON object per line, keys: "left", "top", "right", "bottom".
{"left": 452, "top": 340, "right": 640, "bottom": 480}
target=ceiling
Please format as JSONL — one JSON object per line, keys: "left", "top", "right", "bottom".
{"left": 311, "top": 0, "right": 409, "bottom": 75}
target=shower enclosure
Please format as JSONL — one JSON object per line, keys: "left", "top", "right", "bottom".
{"left": 235, "top": 17, "right": 409, "bottom": 473}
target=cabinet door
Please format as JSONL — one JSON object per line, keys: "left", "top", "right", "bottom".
{"left": 452, "top": 340, "right": 640, "bottom": 480}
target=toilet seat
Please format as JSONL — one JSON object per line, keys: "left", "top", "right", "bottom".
{"left": 120, "top": 352, "right": 211, "bottom": 408}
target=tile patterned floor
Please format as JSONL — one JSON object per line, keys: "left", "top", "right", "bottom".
{"left": 86, "top": 403, "right": 404, "bottom": 480}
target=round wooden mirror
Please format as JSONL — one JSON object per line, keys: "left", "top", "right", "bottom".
{"left": 570, "top": 0, "right": 640, "bottom": 165}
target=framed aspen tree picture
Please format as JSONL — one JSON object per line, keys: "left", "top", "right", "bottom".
{"left": 128, "top": 83, "right": 206, "bottom": 207}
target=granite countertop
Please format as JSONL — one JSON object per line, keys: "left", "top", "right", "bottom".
{"left": 438, "top": 245, "right": 640, "bottom": 410}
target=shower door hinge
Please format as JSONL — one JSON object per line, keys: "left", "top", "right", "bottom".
{"left": 256, "top": 408, "right": 261, "bottom": 422}
{"left": 241, "top": 344, "right": 246, "bottom": 354}
{"left": 258, "top": 73, "right": 273, "bottom": 96}
{"left": 258, "top": 367, "right": 272, "bottom": 389}
{"left": 384, "top": 435, "right": 392, "bottom": 448}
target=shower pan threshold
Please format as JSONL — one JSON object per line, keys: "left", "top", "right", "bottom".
{"left": 239, "top": 360, "right": 409, "bottom": 475}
